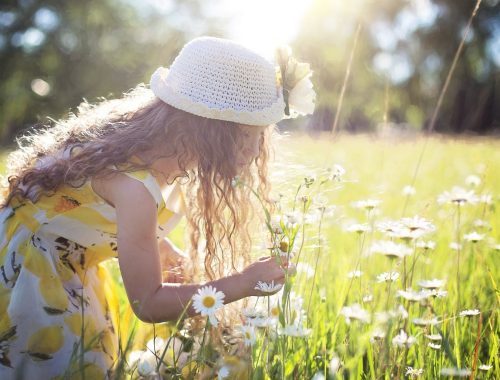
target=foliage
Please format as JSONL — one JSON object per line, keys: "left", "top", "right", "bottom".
{"left": 0, "top": 0, "right": 225, "bottom": 143}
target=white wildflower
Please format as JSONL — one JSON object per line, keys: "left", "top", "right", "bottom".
{"left": 239, "top": 325, "right": 257, "bottom": 346}
{"left": 376, "top": 271, "right": 400, "bottom": 283}
{"left": 218, "top": 365, "right": 230, "bottom": 380}
{"left": 311, "top": 372, "right": 325, "bottom": 380}
{"left": 440, "top": 368, "right": 472, "bottom": 377}
{"left": 412, "top": 317, "right": 440, "bottom": 326}
{"left": 255, "top": 280, "right": 283, "bottom": 293}
{"left": 478, "top": 364, "right": 492, "bottom": 371}
{"left": 400, "top": 216, "right": 436, "bottom": 233}
{"left": 417, "top": 240, "right": 436, "bottom": 250}
{"left": 450, "top": 242, "right": 462, "bottom": 251}
{"left": 392, "top": 329, "right": 417, "bottom": 348}
{"left": 405, "top": 367, "right": 424, "bottom": 377}
{"left": 425, "top": 334, "right": 442, "bottom": 341}
{"left": 329, "top": 354, "right": 341, "bottom": 374}
{"left": 345, "top": 223, "right": 371, "bottom": 234}
{"left": 459, "top": 309, "right": 480, "bottom": 317}
{"left": 473, "top": 219, "right": 491, "bottom": 229}
{"left": 418, "top": 279, "right": 446, "bottom": 289}
{"left": 463, "top": 231, "right": 485, "bottom": 243}
{"left": 363, "top": 294, "right": 374, "bottom": 303}
{"left": 192, "top": 286, "right": 225, "bottom": 326}
{"left": 352, "top": 199, "right": 381, "bottom": 210}
{"left": 340, "top": 304, "right": 370, "bottom": 324}
{"left": 396, "top": 289, "right": 429, "bottom": 302}
{"left": 428, "top": 342, "right": 441, "bottom": 350}
{"left": 280, "top": 324, "right": 312, "bottom": 337}
{"left": 437, "top": 187, "right": 478, "bottom": 205}
{"left": 465, "top": 175, "right": 481, "bottom": 187}
{"left": 402, "top": 185, "right": 416, "bottom": 196}
{"left": 330, "top": 164, "right": 346, "bottom": 181}
{"left": 347, "top": 270, "right": 363, "bottom": 278}
{"left": 371, "top": 240, "right": 412, "bottom": 259}
{"left": 136, "top": 350, "right": 157, "bottom": 377}
{"left": 478, "top": 193, "right": 492, "bottom": 204}
{"left": 370, "top": 329, "right": 386, "bottom": 342}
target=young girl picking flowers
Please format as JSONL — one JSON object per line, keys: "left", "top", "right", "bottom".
{"left": 0, "top": 36, "right": 315, "bottom": 378}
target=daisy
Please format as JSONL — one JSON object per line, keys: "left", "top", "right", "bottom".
{"left": 347, "top": 270, "right": 363, "bottom": 278}
{"left": 280, "top": 324, "right": 312, "bottom": 337}
{"left": 370, "top": 329, "right": 386, "bottom": 341}
{"left": 392, "top": 330, "right": 416, "bottom": 348}
{"left": 239, "top": 325, "right": 257, "bottom": 346}
{"left": 478, "top": 193, "right": 492, "bottom": 204}
{"left": 465, "top": 175, "right": 481, "bottom": 187}
{"left": 376, "top": 220, "right": 402, "bottom": 234}
{"left": 345, "top": 223, "right": 371, "bottom": 234}
{"left": 329, "top": 354, "right": 341, "bottom": 374}
{"left": 459, "top": 309, "right": 480, "bottom": 317}
{"left": 400, "top": 216, "right": 436, "bottom": 233}
{"left": 330, "top": 164, "right": 346, "bottom": 181}
{"left": 417, "top": 279, "right": 446, "bottom": 289}
{"left": 428, "top": 342, "right": 441, "bottom": 350}
{"left": 136, "top": 350, "right": 157, "bottom": 377}
{"left": 255, "top": 280, "right": 283, "bottom": 293}
{"left": 440, "top": 368, "right": 472, "bottom": 377}
{"left": 425, "top": 334, "right": 442, "bottom": 341}
{"left": 412, "top": 317, "right": 440, "bottom": 326}
{"left": 192, "top": 286, "right": 225, "bottom": 326}
{"left": 362, "top": 294, "right": 374, "bottom": 303}
{"left": 437, "top": 187, "right": 478, "bottom": 205}
{"left": 417, "top": 240, "right": 436, "bottom": 250}
{"left": 473, "top": 219, "right": 491, "bottom": 229}
{"left": 376, "top": 272, "right": 399, "bottom": 283}
{"left": 405, "top": 367, "right": 424, "bottom": 377}
{"left": 478, "top": 364, "right": 492, "bottom": 371}
{"left": 396, "top": 289, "right": 428, "bottom": 302}
{"left": 352, "top": 199, "right": 381, "bottom": 211}
{"left": 463, "top": 231, "right": 485, "bottom": 243}
{"left": 370, "top": 240, "right": 412, "bottom": 259}
{"left": 340, "top": 304, "right": 370, "bottom": 324}
{"left": 218, "top": 366, "right": 230, "bottom": 380}
{"left": 402, "top": 185, "right": 416, "bottom": 196}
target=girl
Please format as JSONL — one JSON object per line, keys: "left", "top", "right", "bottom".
{"left": 0, "top": 36, "right": 314, "bottom": 378}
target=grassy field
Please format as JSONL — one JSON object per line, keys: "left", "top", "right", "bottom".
{"left": 1, "top": 133, "right": 499, "bottom": 379}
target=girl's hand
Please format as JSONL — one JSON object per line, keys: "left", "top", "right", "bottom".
{"left": 240, "top": 256, "right": 294, "bottom": 297}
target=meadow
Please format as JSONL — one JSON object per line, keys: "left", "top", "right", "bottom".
{"left": 1, "top": 133, "right": 499, "bottom": 379}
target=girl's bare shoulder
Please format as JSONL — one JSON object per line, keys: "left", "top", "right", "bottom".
{"left": 91, "top": 172, "right": 155, "bottom": 209}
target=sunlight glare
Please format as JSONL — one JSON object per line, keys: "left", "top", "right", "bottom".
{"left": 219, "top": 0, "right": 313, "bottom": 60}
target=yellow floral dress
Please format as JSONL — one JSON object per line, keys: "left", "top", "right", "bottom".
{"left": 0, "top": 167, "right": 184, "bottom": 379}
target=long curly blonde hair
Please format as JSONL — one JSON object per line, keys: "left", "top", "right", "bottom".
{"left": 1, "top": 85, "right": 273, "bottom": 281}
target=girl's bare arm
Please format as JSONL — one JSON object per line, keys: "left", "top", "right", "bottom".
{"left": 95, "top": 173, "right": 284, "bottom": 323}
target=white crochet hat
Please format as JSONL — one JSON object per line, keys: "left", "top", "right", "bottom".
{"left": 150, "top": 36, "right": 286, "bottom": 126}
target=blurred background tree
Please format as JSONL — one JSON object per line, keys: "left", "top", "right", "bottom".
{"left": 0, "top": 0, "right": 227, "bottom": 143}
{"left": 1, "top": 0, "right": 499, "bottom": 144}
{"left": 295, "top": 0, "right": 500, "bottom": 134}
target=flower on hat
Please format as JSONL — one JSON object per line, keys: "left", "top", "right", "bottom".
{"left": 275, "top": 45, "right": 316, "bottom": 117}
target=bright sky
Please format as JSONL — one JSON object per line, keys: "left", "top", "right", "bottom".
{"left": 208, "top": 0, "right": 314, "bottom": 60}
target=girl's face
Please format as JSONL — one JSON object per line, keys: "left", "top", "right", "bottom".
{"left": 236, "top": 124, "right": 268, "bottom": 170}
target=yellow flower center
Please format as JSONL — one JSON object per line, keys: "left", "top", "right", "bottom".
{"left": 202, "top": 296, "right": 215, "bottom": 308}
{"left": 279, "top": 241, "right": 289, "bottom": 252}
{"left": 271, "top": 307, "right": 280, "bottom": 317}
{"left": 245, "top": 332, "right": 251, "bottom": 339}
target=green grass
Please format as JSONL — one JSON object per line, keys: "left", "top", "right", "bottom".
{"left": 1, "top": 133, "right": 499, "bottom": 379}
